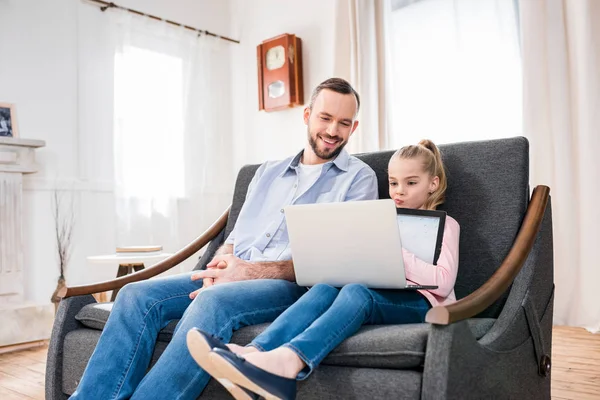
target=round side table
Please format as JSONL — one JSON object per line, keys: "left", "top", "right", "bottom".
{"left": 87, "top": 252, "right": 173, "bottom": 301}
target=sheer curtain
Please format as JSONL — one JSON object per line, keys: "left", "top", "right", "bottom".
{"left": 110, "top": 10, "right": 233, "bottom": 264}
{"left": 520, "top": 0, "right": 600, "bottom": 332}
{"left": 388, "top": 0, "right": 522, "bottom": 147}
{"left": 333, "top": 0, "right": 395, "bottom": 153}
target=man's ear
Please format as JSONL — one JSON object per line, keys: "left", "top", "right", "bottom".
{"left": 350, "top": 120, "right": 359, "bottom": 136}
{"left": 303, "top": 107, "right": 311, "bottom": 125}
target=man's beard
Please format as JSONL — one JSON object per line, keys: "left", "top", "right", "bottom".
{"left": 308, "top": 131, "right": 347, "bottom": 160}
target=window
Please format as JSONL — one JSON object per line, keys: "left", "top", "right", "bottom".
{"left": 114, "top": 45, "right": 185, "bottom": 198}
{"left": 388, "top": 0, "right": 522, "bottom": 147}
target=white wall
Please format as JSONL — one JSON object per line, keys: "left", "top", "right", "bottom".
{"left": 0, "top": 0, "right": 233, "bottom": 305}
{"left": 229, "top": 0, "right": 338, "bottom": 171}
{"left": 0, "top": 0, "right": 337, "bottom": 307}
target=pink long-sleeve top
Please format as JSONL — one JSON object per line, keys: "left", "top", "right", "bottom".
{"left": 402, "top": 215, "right": 460, "bottom": 307}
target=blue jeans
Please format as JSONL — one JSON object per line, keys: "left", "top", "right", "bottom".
{"left": 70, "top": 272, "right": 307, "bottom": 400}
{"left": 250, "top": 283, "right": 431, "bottom": 379}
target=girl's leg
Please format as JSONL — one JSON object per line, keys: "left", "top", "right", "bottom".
{"left": 247, "top": 288, "right": 429, "bottom": 380}
{"left": 283, "top": 284, "right": 430, "bottom": 379}
{"left": 235, "top": 283, "right": 377, "bottom": 380}
{"left": 366, "top": 288, "right": 431, "bottom": 325}
{"left": 249, "top": 283, "right": 340, "bottom": 352}
{"left": 216, "top": 284, "right": 430, "bottom": 391}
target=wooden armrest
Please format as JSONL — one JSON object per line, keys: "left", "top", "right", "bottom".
{"left": 60, "top": 207, "right": 230, "bottom": 299}
{"left": 425, "top": 185, "right": 550, "bottom": 325}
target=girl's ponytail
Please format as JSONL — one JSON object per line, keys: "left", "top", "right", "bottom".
{"left": 418, "top": 139, "right": 447, "bottom": 210}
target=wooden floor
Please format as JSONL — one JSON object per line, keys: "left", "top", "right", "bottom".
{"left": 0, "top": 341, "right": 47, "bottom": 400}
{"left": 552, "top": 327, "right": 600, "bottom": 399}
{"left": 0, "top": 326, "right": 598, "bottom": 399}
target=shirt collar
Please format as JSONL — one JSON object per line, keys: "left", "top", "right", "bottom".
{"left": 280, "top": 148, "right": 350, "bottom": 177}
{"left": 331, "top": 149, "right": 350, "bottom": 172}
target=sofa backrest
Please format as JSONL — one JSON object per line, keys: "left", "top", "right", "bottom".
{"left": 200, "top": 137, "right": 530, "bottom": 319}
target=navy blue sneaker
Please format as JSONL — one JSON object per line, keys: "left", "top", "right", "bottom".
{"left": 209, "top": 347, "right": 297, "bottom": 400}
{"left": 187, "top": 328, "right": 258, "bottom": 400}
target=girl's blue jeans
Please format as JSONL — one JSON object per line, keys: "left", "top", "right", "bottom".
{"left": 250, "top": 283, "right": 431, "bottom": 379}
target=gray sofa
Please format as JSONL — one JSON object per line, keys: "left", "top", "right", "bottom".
{"left": 47, "top": 137, "right": 554, "bottom": 399}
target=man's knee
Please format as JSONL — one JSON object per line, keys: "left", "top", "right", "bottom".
{"left": 192, "top": 284, "right": 238, "bottom": 318}
{"left": 115, "top": 280, "right": 152, "bottom": 303}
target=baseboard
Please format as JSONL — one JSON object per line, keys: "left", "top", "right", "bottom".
{"left": 0, "top": 302, "right": 55, "bottom": 347}
{"left": 0, "top": 339, "right": 48, "bottom": 354}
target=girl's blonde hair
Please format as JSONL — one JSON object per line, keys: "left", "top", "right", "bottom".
{"left": 392, "top": 139, "right": 447, "bottom": 210}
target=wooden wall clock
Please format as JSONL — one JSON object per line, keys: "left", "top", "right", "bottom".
{"left": 257, "top": 33, "right": 304, "bottom": 112}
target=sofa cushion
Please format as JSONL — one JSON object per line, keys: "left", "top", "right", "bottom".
{"left": 62, "top": 328, "right": 428, "bottom": 398}
{"left": 75, "top": 302, "right": 179, "bottom": 342}
{"left": 75, "top": 302, "right": 495, "bottom": 370}
{"left": 74, "top": 302, "right": 112, "bottom": 330}
{"left": 229, "top": 319, "right": 495, "bottom": 369}
{"left": 201, "top": 366, "right": 424, "bottom": 400}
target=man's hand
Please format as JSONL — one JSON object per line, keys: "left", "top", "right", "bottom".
{"left": 189, "top": 244, "right": 232, "bottom": 298}
{"left": 189, "top": 254, "right": 253, "bottom": 299}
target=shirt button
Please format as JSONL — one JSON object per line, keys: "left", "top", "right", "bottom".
{"left": 294, "top": 184, "right": 297, "bottom": 188}
{"left": 266, "top": 233, "right": 271, "bottom": 238}
{"left": 280, "top": 209, "right": 284, "bottom": 213}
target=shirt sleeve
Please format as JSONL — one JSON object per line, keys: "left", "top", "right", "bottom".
{"left": 344, "top": 168, "right": 379, "bottom": 201}
{"left": 224, "top": 163, "right": 267, "bottom": 245}
{"left": 402, "top": 217, "right": 460, "bottom": 298}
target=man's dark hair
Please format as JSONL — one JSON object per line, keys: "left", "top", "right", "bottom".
{"left": 308, "top": 78, "right": 360, "bottom": 113}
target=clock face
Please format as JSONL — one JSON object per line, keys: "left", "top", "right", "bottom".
{"left": 266, "top": 45, "right": 285, "bottom": 70}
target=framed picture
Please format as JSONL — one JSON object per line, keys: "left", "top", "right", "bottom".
{"left": 0, "top": 103, "right": 18, "bottom": 138}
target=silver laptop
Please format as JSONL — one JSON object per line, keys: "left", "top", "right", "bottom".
{"left": 284, "top": 199, "right": 438, "bottom": 289}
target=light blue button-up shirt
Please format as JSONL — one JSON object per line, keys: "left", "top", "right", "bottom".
{"left": 226, "top": 149, "right": 378, "bottom": 262}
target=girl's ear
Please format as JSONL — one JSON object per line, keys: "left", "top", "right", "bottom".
{"left": 429, "top": 176, "right": 440, "bottom": 193}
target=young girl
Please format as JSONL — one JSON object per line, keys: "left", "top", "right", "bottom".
{"left": 188, "top": 139, "right": 460, "bottom": 400}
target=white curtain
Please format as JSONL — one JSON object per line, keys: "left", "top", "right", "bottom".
{"left": 109, "top": 10, "right": 233, "bottom": 264}
{"left": 334, "top": 0, "right": 395, "bottom": 154}
{"left": 520, "top": 0, "right": 600, "bottom": 332}
{"left": 387, "top": 0, "right": 522, "bottom": 148}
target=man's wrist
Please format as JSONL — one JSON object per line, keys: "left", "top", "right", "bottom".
{"left": 241, "top": 260, "right": 258, "bottom": 279}
{"left": 215, "top": 244, "right": 234, "bottom": 256}
{"left": 250, "top": 260, "right": 295, "bottom": 281}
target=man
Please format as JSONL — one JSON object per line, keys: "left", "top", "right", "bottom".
{"left": 70, "top": 78, "right": 378, "bottom": 400}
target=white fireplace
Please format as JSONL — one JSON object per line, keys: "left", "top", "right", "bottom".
{"left": 0, "top": 137, "right": 54, "bottom": 347}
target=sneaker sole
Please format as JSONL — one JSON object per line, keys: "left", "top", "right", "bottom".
{"left": 186, "top": 329, "right": 254, "bottom": 400}
{"left": 209, "top": 351, "right": 284, "bottom": 400}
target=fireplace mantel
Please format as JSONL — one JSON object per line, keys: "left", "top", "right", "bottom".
{"left": 0, "top": 137, "right": 45, "bottom": 174}
{"left": 0, "top": 137, "right": 45, "bottom": 147}
{"left": 0, "top": 137, "right": 54, "bottom": 347}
